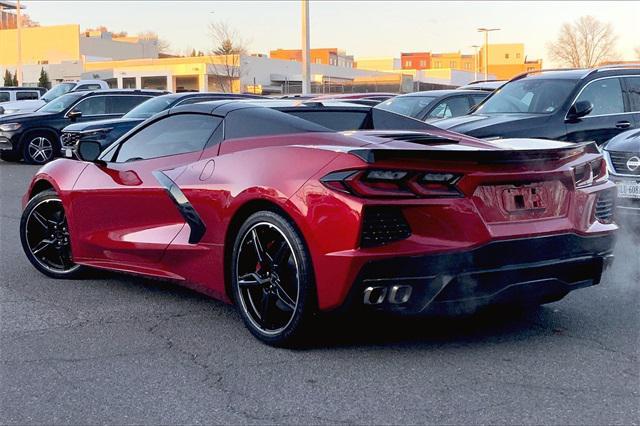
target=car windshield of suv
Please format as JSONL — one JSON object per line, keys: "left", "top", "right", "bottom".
{"left": 376, "top": 96, "right": 437, "bottom": 118}
{"left": 124, "top": 96, "right": 174, "bottom": 119}
{"left": 38, "top": 93, "right": 83, "bottom": 113}
{"left": 41, "top": 83, "right": 76, "bottom": 102}
{"left": 475, "top": 79, "right": 576, "bottom": 114}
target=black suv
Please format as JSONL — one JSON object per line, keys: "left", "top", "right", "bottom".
{"left": 434, "top": 66, "right": 640, "bottom": 145}
{"left": 0, "top": 89, "right": 165, "bottom": 164}
{"left": 60, "top": 92, "right": 263, "bottom": 158}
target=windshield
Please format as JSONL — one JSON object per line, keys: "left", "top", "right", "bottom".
{"left": 376, "top": 96, "right": 437, "bottom": 118}
{"left": 123, "top": 96, "right": 174, "bottom": 119}
{"left": 475, "top": 78, "right": 576, "bottom": 114}
{"left": 41, "top": 83, "right": 76, "bottom": 102}
{"left": 38, "top": 93, "right": 83, "bottom": 113}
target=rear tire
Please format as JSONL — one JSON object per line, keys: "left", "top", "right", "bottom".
{"left": 20, "top": 190, "right": 85, "bottom": 279}
{"left": 231, "top": 210, "right": 317, "bottom": 347}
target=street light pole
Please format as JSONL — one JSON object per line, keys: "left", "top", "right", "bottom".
{"left": 301, "top": 0, "right": 311, "bottom": 95}
{"left": 16, "top": 0, "right": 23, "bottom": 86}
{"left": 471, "top": 45, "right": 480, "bottom": 81}
{"left": 477, "top": 28, "right": 499, "bottom": 81}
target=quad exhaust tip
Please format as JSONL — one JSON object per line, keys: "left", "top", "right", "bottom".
{"left": 363, "top": 285, "right": 412, "bottom": 305}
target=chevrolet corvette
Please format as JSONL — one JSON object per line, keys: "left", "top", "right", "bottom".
{"left": 20, "top": 101, "right": 617, "bottom": 346}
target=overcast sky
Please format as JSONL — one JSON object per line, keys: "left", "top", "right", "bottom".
{"left": 24, "top": 1, "right": 640, "bottom": 66}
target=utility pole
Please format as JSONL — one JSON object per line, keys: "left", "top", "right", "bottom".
{"left": 471, "top": 45, "right": 480, "bottom": 81}
{"left": 477, "top": 28, "right": 499, "bottom": 81}
{"left": 16, "top": 0, "right": 23, "bottom": 86}
{"left": 301, "top": 0, "right": 311, "bottom": 95}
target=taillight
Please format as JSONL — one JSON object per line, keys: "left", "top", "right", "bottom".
{"left": 321, "top": 169, "right": 462, "bottom": 198}
{"left": 573, "top": 157, "right": 608, "bottom": 188}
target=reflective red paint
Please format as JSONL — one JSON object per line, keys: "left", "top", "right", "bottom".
{"left": 23, "top": 130, "right": 617, "bottom": 312}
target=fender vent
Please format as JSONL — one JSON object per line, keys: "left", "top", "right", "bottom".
{"left": 361, "top": 207, "right": 411, "bottom": 248}
{"left": 595, "top": 190, "right": 615, "bottom": 223}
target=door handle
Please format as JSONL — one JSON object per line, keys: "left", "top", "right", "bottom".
{"left": 615, "top": 121, "right": 631, "bottom": 129}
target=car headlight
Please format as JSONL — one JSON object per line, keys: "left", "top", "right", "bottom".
{"left": 0, "top": 123, "right": 22, "bottom": 132}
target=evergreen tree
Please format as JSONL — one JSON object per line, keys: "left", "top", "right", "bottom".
{"left": 12, "top": 72, "right": 18, "bottom": 86}
{"left": 38, "top": 68, "right": 51, "bottom": 89}
{"left": 3, "top": 69, "right": 13, "bottom": 86}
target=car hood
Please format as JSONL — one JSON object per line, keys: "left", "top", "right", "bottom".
{"left": 0, "top": 99, "right": 46, "bottom": 114}
{"left": 433, "top": 113, "right": 547, "bottom": 133}
{"left": 0, "top": 110, "right": 56, "bottom": 123}
{"left": 63, "top": 117, "right": 144, "bottom": 132}
{"left": 604, "top": 129, "right": 640, "bottom": 153}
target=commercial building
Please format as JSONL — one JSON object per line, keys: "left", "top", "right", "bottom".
{"left": 0, "top": 24, "right": 160, "bottom": 85}
{"left": 478, "top": 43, "right": 542, "bottom": 79}
{"left": 81, "top": 54, "right": 412, "bottom": 95}
{"left": 270, "top": 48, "right": 354, "bottom": 68}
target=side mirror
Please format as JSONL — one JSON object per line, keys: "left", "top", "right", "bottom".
{"left": 566, "top": 100, "right": 593, "bottom": 121}
{"left": 68, "top": 110, "right": 82, "bottom": 121}
{"left": 77, "top": 140, "right": 103, "bottom": 163}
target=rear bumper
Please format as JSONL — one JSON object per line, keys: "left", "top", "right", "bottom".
{"left": 340, "top": 233, "right": 616, "bottom": 315}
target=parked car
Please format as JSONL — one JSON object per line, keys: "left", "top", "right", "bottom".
{"left": 0, "top": 89, "right": 165, "bottom": 164}
{"left": 457, "top": 80, "right": 506, "bottom": 92}
{"left": 20, "top": 101, "right": 616, "bottom": 346}
{"left": 0, "top": 87, "right": 47, "bottom": 106}
{"left": 60, "top": 92, "right": 265, "bottom": 158}
{"left": 433, "top": 66, "right": 640, "bottom": 145}
{"left": 602, "top": 128, "right": 640, "bottom": 216}
{"left": 0, "top": 80, "right": 109, "bottom": 116}
{"left": 375, "top": 90, "right": 489, "bottom": 122}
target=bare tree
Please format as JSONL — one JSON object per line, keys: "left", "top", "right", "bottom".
{"left": 547, "top": 16, "right": 619, "bottom": 67}
{"left": 207, "top": 22, "right": 249, "bottom": 93}
{"left": 138, "top": 31, "right": 171, "bottom": 54}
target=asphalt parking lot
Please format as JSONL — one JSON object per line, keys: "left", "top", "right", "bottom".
{"left": 1, "top": 162, "right": 638, "bottom": 425}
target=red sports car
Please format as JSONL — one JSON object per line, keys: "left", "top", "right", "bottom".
{"left": 20, "top": 101, "right": 617, "bottom": 346}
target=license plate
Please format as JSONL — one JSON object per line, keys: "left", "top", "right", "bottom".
{"left": 64, "top": 148, "right": 73, "bottom": 158}
{"left": 616, "top": 180, "right": 640, "bottom": 199}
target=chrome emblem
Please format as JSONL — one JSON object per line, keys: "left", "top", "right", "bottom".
{"left": 626, "top": 156, "right": 640, "bottom": 172}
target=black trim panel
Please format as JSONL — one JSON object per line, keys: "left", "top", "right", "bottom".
{"left": 152, "top": 170, "right": 206, "bottom": 244}
{"left": 349, "top": 141, "right": 598, "bottom": 164}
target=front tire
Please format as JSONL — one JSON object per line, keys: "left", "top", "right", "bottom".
{"left": 231, "top": 211, "right": 316, "bottom": 347}
{"left": 0, "top": 151, "right": 20, "bottom": 162}
{"left": 22, "top": 132, "right": 58, "bottom": 164}
{"left": 20, "top": 190, "right": 84, "bottom": 279}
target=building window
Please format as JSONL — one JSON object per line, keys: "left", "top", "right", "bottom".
{"left": 463, "top": 63, "right": 470, "bottom": 70}
{"left": 505, "top": 53, "right": 510, "bottom": 59}
{"left": 516, "top": 53, "right": 521, "bottom": 59}
{"left": 450, "top": 61, "right": 456, "bottom": 68}
{"left": 434, "top": 61, "right": 441, "bottom": 68}
{"left": 405, "top": 60, "right": 412, "bottom": 67}
{"left": 315, "top": 58, "right": 321, "bottom": 64}
{"left": 419, "top": 60, "right": 426, "bottom": 67}
{"left": 527, "top": 67, "right": 536, "bottom": 71}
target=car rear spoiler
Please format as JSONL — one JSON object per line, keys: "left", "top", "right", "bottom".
{"left": 349, "top": 141, "right": 599, "bottom": 164}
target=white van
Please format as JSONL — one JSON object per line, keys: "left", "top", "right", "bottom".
{"left": 0, "top": 80, "right": 109, "bottom": 115}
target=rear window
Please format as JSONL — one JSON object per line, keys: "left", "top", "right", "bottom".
{"left": 16, "top": 91, "right": 40, "bottom": 100}
{"left": 224, "top": 107, "right": 329, "bottom": 139}
{"left": 376, "top": 96, "right": 436, "bottom": 118}
{"left": 285, "top": 110, "right": 369, "bottom": 131}
{"left": 0, "top": 92, "right": 9, "bottom": 103}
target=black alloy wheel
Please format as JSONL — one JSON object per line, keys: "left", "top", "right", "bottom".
{"left": 20, "top": 190, "right": 84, "bottom": 278}
{"left": 231, "top": 211, "right": 316, "bottom": 346}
